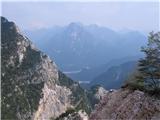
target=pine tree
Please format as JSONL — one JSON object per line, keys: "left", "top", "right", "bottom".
{"left": 138, "top": 32, "right": 160, "bottom": 93}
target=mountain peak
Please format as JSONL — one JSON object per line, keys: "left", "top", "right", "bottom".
{"left": 67, "top": 22, "right": 83, "bottom": 31}
{"left": 1, "top": 16, "right": 9, "bottom": 23}
{"left": 69, "top": 22, "right": 83, "bottom": 26}
{"left": 65, "top": 22, "right": 84, "bottom": 40}
{"left": 1, "top": 16, "right": 21, "bottom": 34}
{"left": 2, "top": 17, "right": 91, "bottom": 120}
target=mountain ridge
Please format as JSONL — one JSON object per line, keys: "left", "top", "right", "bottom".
{"left": 1, "top": 16, "right": 91, "bottom": 120}
{"left": 25, "top": 22, "right": 147, "bottom": 71}
{"left": 90, "top": 61, "right": 137, "bottom": 90}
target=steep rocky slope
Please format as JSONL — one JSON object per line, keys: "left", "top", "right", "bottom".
{"left": 89, "top": 89, "right": 160, "bottom": 120}
{"left": 1, "top": 17, "right": 90, "bottom": 120}
{"left": 2, "top": 16, "right": 158, "bottom": 120}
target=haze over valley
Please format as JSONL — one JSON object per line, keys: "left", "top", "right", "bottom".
{"left": 1, "top": 1, "right": 160, "bottom": 120}
{"left": 2, "top": 1, "right": 158, "bottom": 89}
{"left": 25, "top": 23, "right": 147, "bottom": 89}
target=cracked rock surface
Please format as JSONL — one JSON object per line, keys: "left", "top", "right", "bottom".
{"left": 89, "top": 89, "right": 160, "bottom": 120}
{"left": 1, "top": 17, "right": 90, "bottom": 120}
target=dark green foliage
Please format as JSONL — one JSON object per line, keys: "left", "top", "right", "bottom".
{"left": 86, "top": 85, "right": 101, "bottom": 108}
{"left": 58, "top": 71, "right": 92, "bottom": 114}
{"left": 25, "top": 83, "right": 44, "bottom": 111}
{"left": 1, "top": 17, "right": 45, "bottom": 119}
{"left": 123, "top": 70, "right": 144, "bottom": 90}
{"left": 53, "top": 108, "right": 76, "bottom": 120}
{"left": 90, "top": 85, "right": 102, "bottom": 94}
{"left": 137, "top": 32, "right": 160, "bottom": 94}
{"left": 2, "top": 45, "right": 44, "bottom": 119}
{"left": 58, "top": 71, "right": 75, "bottom": 87}
{"left": 21, "top": 46, "right": 41, "bottom": 69}
{"left": 1, "top": 63, "right": 44, "bottom": 120}
{"left": 126, "top": 32, "right": 160, "bottom": 95}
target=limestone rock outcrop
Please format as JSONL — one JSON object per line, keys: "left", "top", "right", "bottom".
{"left": 90, "top": 89, "right": 160, "bottom": 120}
{"left": 1, "top": 17, "right": 90, "bottom": 120}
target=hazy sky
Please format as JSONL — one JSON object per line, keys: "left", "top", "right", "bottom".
{"left": 2, "top": 1, "right": 159, "bottom": 33}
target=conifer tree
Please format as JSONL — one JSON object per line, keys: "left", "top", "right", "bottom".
{"left": 138, "top": 32, "right": 160, "bottom": 93}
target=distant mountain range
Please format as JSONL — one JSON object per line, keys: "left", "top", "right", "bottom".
{"left": 25, "top": 22, "right": 147, "bottom": 72}
{"left": 25, "top": 23, "right": 147, "bottom": 89}
{"left": 89, "top": 61, "right": 137, "bottom": 90}
{"left": 3, "top": 17, "right": 159, "bottom": 120}
{"left": 68, "top": 55, "right": 141, "bottom": 83}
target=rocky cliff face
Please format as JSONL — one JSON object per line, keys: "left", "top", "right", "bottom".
{"left": 1, "top": 17, "right": 90, "bottom": 120}
{"left": 89, "top": 89, "right": 160, "bottom": 120}
{"left": 3, "top": 16, "right": 158, "bottom": 120}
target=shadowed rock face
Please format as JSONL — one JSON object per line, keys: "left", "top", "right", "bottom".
{"left": 3, "top": 16, "right": 156, "bottom": 120}
{"left": 1, "top": 16, "right": 66, "bottom": 120}
{"left": 89, "top": 89, "right": 160, "bottom": 120}
{"left": 1, "top": 17, "right": 90, "bottom": 120}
